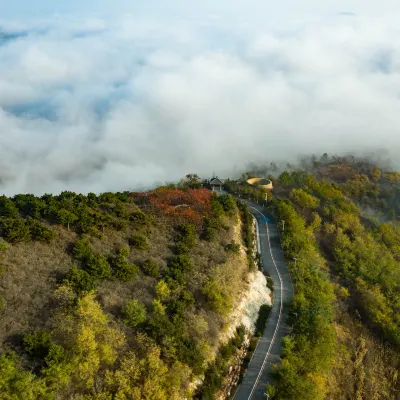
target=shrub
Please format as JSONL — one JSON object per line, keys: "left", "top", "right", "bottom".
{"left": 111, "top": 218, "right": 129, "bottom": 231}
{"left": 0, "top": 196, "right": 19, "bottom": 218}
{"left": 255, "top": 304, "right": 271, "bottom": 337}
{"left": 155, "top": 280, "right": 171, "bottom": 300}
{"left": 23, "top": 330, "right": 52, "bottom": 359}
{"left": 112, "top": 251, "right": 139, "bottom": 281}
{"left": 64, "top": 267, "right": 96, "bottom": 294}
{"left": 142, "top": 259, "right": 160, "bottom": 278}
{"left": 176, "top": 223, "right": 196, "bottom": 248}
{"left": 130, "top": 211, "right": 152, "bottom": 228}
{"left": 175, "top": 243, "right": 190, "bottom": 255}
{"left": 225, "top": 240, "right": 240, "bottom": 254}
{"left": 26, "top": 218, "right": 55, "bottom": 242}
{"left": 202, "top": 217, "right": 220, "bottom": 241}
{"left": 72, "top": 239, "right": 93, "bottom": 261}
{"left": 0, "top": 296, "right": 6, "bottom": 312}
{"left": 169, "top": 255, "right": 193, "bottom": 274}
{"left": 217, "top": 194, "right": 235, "bottom": 213}
{"left": 0, "top": 218, "right": 31, "bottom": 242}
{"left": 0, "top": 240, "right": 7, "bottom": 252}
{"left": 85, "top": 253, "right": 111, "bottom": 279}
{"left": 129, "top": 234, "right": 149, "bottom": 250}
{"left": 123, "top": 299, "right": 147, "bottom": 327}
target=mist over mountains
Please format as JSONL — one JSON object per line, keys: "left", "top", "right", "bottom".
{"left": 1, "top": 3, "right": 400, "bottom": 195}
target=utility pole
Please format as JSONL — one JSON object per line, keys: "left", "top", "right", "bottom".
{"left": 281, "top": 220, "right": 285, "bottom": 232}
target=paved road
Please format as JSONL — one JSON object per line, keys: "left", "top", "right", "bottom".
{"left": 233, "top": 201, "right": 294, "bottom": 400}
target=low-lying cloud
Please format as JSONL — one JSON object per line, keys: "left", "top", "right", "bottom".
{"left": 1, "top": 11, "right": 400, "bottom": 195}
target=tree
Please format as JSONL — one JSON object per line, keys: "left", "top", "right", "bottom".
{"left": 111, "top": 250, "right": 139, "bottom": 281}
{"left": 0, "top": 196, "right": 19, "bottom": 218}
{"left": 129, "top": 234, "right": 149, "bottom": 250}
{"left": 142, "top": 259, "right": 160, "bottom": 278}
{"left": 290, "top": 189, "right": 320, "bottom": 209}
{"left": 57, "top": 209, "right": 78, "bottom": 231}
{"left": 371, "top": 167, "right": 382, "bottom": 182}
{"left": 279, "top": 171, "right": 291, "bottom": 186}
{"left": 1, "top": 218, "right": 31, "bottom": 242}
{"left": 155, "top": 280, "right": 171, "bottom": 301}
{"left": 64, "top": 267, "right": 96, "bottom": 295}
{"left": 123, "top": 299, "right": 147, "bottom": 327}
{"left": 73, "top": 239, "right": 93, "bottom": 261}
{"left": 85, "top": 253, "right": 111, "bottom": 279}
{"left": 26, "top": 218, "right": 55, "bottom": 242}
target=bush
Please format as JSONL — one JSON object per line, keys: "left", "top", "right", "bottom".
{"left": 176, "top": 223, "right": 196, "bottom": 248}
{"left": 111, "top": 218, "right": 129, "bottom": 231}
{"left": 142, "top": 259, "right": 160, "bottom": 278}
{"left": 84, "top": 253, "right": 111, "bottom": 279}
{"left": 23, "top": 330, "right": 51, "bottom": 359}
{"left": 255, "top": 304, "right": 271, "bottom": 337}
{"left": 175, "top": 243, "right": 190, "bottom": 255}
{"left": 202, "top": 217, "right": 220, "bottom": 241}
{"left": 0, "top": 240, "right": 7, "bottom": 252}
{"left": 0, "top": 296, "right": 6, "bottom": 312}
{"left": 217, "top": 194, "right": 235, "bottom": 213}
{"left": 0, "top": 196, "right": 19, "bottom": 218}
{"left": 112, "top": 251, "right": 139, "bottom": 281}
{"left": 64, "top": 267, "right": 96, "bottom": 294}
{"left": 72, "top": 239, "right": 93, "bottom": 261}
{"left": 129, "top": 234, "right": 149, "bottom": 250}
{"left": 26, "top": 218, "right": 55, "bottom": 242}
{"left": 130, "top": 211, "right": 152, "bottom": 228}
{"left": 1, "top": 218, "right": 31, "bottom": 242}
{"left": 123, "top": 299, "right": 147, "bottom": 327}
{"left": 225, "top": 240, "right": 240, "bottom": 254}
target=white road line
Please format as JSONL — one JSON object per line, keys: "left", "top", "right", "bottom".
{"left": 246, "top": 206, "right": 284, "bottom": 400}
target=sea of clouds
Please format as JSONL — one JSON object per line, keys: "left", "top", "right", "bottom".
{"left": 0, "top": 2, "right": 400, "bottom": 195}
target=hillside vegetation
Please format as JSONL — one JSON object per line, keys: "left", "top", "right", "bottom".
{"left": 0, "top": 181, "right": 255, "bottom": 399}
{"left": 227, "top": 155, "right": 400, "bottom": 400}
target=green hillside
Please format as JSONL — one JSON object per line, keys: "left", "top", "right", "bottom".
{"left": 226, "top": 155, "right": 400, "bottom": 400}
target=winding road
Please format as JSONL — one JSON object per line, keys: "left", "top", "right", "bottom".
{"left": 233, "top": 201, "right": 294, "bottom": 400}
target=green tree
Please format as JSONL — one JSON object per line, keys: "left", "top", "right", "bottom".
{"left": 155, "top": 280, "right": 171, "bottom": 300}
{"left": 64, "top": 267, "right": 96, "bottom": 295}
{"left": 1, "top": 218, "right": 31, "bottom": 242}
{"left": 112, "top": 250, "right": 139, "bottom": 281}
{"left": 123, "top": 299, "right": 147, "bottom": 327}
{"left": 85, "top": 253, "right": 112, "bottom": 279}
{"left": 57, "top": 209, "right": 78, "bottom": 231}
{"left": 279, "top": 171, "right": 291, "bottom": 185}
{"left": 142, "top": 259, "right": 160, "bottom": 278}
{"left": 129, "top": 234, "right": 149, "bottom": 250}
{"left": 26, "top": 218, "right": 55, "bottom": 242}
{"left": 0, "top": 196, "right": 19, "bottom": 218}
{"left": 72, "top": 239, "right": 93, "bottom": 261}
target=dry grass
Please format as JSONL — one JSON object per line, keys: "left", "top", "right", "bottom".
{"left": 0, "top": 226, "right": 76, "bottom": 349}
{"left": 326, "top": 294, "right": 400, "bottom": 400}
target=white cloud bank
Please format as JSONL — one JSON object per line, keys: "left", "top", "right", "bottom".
{"left": 0, "top": 8, "right": 400, "bottom": 195}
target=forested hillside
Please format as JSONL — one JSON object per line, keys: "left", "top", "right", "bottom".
{"left": 227, "top": 155, "right": 400, "bottom": 400}
{"left": 0, "top": 180, "right": 256, "bottom": 399}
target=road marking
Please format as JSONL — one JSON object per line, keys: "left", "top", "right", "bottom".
{"left": 245, "top": 207, "right": 284, "bottom": 400}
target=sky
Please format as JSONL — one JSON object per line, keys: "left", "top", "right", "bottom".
{"left": 0, "top": 1, "right": 399, "bottom": 195}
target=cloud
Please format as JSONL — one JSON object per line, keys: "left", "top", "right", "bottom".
{"left": 1, "top": 11, "right": 400, "bottom": 195}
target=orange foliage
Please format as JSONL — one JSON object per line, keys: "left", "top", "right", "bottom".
{"left": 148, "top": 188, "right": 212, "bottom": 224}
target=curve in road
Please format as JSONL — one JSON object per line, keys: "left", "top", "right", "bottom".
{"left": 233, "top": 202, "right": 294, "bottom": 400}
